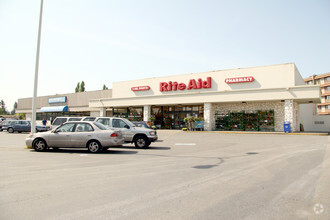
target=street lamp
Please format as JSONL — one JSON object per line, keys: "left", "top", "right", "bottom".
{"left": 31, "top": 0, "right": 43, "bottom": 134}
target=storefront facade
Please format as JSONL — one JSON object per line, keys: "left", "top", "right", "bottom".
{"left": 89, "top": 63, "right": 320, "bottom": 132}
{"left": 16, "top": 90, "right": 112, "bottom": 124}
{"left": 16, "top": 63, "right": 320, "bottom": 131}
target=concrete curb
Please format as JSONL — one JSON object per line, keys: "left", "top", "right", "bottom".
{"left": 184, "top": 131, "right": 329, "bottom": 136}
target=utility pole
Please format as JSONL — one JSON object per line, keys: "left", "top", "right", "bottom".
{"left": 31, "top": 0, "right": 43, "bottom": 134}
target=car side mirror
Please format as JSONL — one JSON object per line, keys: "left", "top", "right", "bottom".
{"left": 124, "top": 125, "right": 130, "bottom": 129}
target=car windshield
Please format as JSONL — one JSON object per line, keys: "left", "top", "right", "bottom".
{"left": 56, "top": 123, "right": 75, "bottom": 132}
{"left": 93, "top": 122, "right": 108, "bottom": 130}
{"left": 122, "top": 118, "right": 136, "bottom": 127}
{"left": 53, "top": 118, "right": 67, "bottom": 125}
{"left": 83, "top": 117, "right": 96, "bottom": 121}
{"left": 68, "top": 118, "right": 82, "bottom": 121}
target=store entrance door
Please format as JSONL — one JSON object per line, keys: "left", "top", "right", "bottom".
{"left": 168, "top": 112, "right": 186, "bottom": 129}
{"left": 151, "top": 105, "right": 204, "bottom": 129}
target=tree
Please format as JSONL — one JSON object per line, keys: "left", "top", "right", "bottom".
{"left": 80, "top": 81, "right": 85, "bottom": 92}
{"left": 103, "top": 84, "right": 108, "bottom": 90}
{"left": 75, "top": 82, "right": 80, "bottom": 93}
{"left": 75, "top": 81, "right": 86, "bottom": 92}
{"left": 11, "top": 102, "right": 17, "bottom": 115}
{"left": 0, "top": 99, "right": 7, "bottom": 115}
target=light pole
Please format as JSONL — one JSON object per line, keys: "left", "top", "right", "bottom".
{"left": 31, "top": 0, "right": 43, "bottom": 134}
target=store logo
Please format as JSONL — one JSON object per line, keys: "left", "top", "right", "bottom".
{"left": 131, "top": 86, "right": 150, "bottom": 91}
{"left": 48, "top": 96, "right": 67, "bottom": 104}
{"left": 225, "top": 76, "right": 254, "bottom": 84}
{"left": 160, "top": 77, "right": 212, "bottom": 92}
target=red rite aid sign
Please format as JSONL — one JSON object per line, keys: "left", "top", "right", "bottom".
{"left": 131, "top": 86, "right": 150, "bottom": 91}
{"left": 160, "top": 77, "right": 212, "bottom": 92}
{"left": 225, "top": 76, "right": 254, "bottom": 84}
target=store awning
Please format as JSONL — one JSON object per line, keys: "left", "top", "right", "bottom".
{"left": 40, "top": 106, "right": 68, "bottom": 112}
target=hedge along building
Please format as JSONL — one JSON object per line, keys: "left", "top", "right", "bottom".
{"left": 89, "top": 63, "right": 320, "bottom": 132}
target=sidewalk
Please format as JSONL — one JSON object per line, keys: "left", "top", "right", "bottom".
{"left": 156, "top": 129, "right": 328, "bottom": 136}
{"left": 186, "top": 130, "right": 329, "bottom": 136}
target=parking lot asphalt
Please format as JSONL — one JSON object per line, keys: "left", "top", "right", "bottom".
{"left": 0, "top": 131, "right": 329, "bottom": 220}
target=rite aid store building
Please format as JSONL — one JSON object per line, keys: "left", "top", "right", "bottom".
{"left": 17, "top": 63, "right": 321, "bottom": 132}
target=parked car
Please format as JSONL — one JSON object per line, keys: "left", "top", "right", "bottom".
{"left": 1, "top": 120, "right": 18, "bottom": 132}
{"left": 26, "top": 121, "right": 125, "bottom": 153}
{"left": 95, "top": 117, "right": 158, "bottom": 148}
{"left": 132, "top": 121, "right": 150, "bottom": 128}
{"left": 0, "top": 119, "right": 17, "bottom": 131}
{"left": 82, "top": 117, "right": 96, "bottom": 122}
{"left": 51, "top": 117, "right": 82, "bottom": 130}
{"left": 5, "top": 120, "right": 48, "bottom": 133}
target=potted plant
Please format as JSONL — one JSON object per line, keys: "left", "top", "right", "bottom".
{"left": 184, "top": 117, "right": 195, "bottom": 130}
{"left": 194, "top": 117, "right": 204, "bottom": 131}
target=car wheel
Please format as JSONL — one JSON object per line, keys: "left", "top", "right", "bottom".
{"left": 8, "top": 128, "right": 14, "bottom": 133}
{"left": 33, "top": 139, "right": 47, "bottom": 152}
{"left": 134, "top": 136, "right": 150, "bottom": 149}
{"left": 87, "top": 140, "right": 102, "bottom": 153}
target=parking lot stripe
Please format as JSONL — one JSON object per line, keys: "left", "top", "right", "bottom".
{"left": 175, "top": 143, "right": 196, "bottom": 146}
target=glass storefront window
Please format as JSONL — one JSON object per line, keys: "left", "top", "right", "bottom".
{"left": 215, "top": 110, "right": 275, "bottom": 132}
{"left": 111, "top": 107, "right": 144, "bottom": 121}
{"left": 151, "top": 105, "right": 203, "bottom": 129}
{"left": 127, "top": 107, "right": 143, "bottom": 121}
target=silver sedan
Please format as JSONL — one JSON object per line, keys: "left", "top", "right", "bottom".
{"left": 26, "top": 121, "right": 125, "bottom": 153}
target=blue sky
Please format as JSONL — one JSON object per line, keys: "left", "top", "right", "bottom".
{"left": 1, "top": 0, "right": 330, "bottom": 111}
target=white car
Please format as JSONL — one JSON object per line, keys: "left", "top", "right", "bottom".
{"left": 26, "top": 121, "right": 125, "bottom": 153}
{"left": 50, "top": 117, "right": 83, "bottom": 131}
{"left": 94, "top": 117, "right": 158, "bottom": 148}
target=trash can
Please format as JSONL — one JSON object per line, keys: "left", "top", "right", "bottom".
{"left": 284, "top": 121, "right": 291, "bottom": 133}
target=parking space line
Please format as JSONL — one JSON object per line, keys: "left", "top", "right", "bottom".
{"left": 174, "top": 143, "right": 196, "bottom": 146}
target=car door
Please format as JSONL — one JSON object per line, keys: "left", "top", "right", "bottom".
{"left": 96, "top": 118, "right": 111, "bottom": 128}
{"left": 48, "top": 123, "right": 75, "bottom": 147}
{"left": 21, "top": 121, "right": 30, "bottom": 132}
{"left": 13, "top": 121, "right": 21, "bottom": 131}
{"left": 70, "top": 123, "right": 94, "bottom": 147}
{"left": 111, "top": 118, "right": 133, "bottom": 142}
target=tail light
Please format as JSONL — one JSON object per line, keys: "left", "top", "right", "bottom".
{"left": 110, "top": 133, "right": 118, "bottom": 137}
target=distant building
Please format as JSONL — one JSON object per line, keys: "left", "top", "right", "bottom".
{"left": 304, "top": 73, "right": 330, "bottom": 115}
{"left": 300, "top": 73, "right": 330, "bottom": 132}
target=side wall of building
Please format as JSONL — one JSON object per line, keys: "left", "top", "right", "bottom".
{"left": 300, "top": 104, "right": 330, "bottom": 132}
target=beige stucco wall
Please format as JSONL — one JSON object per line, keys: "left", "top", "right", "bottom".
{"left": 90, "top": 63, "right": 320, "bottom": 108}
{"left": 89, "top": 86, "right": 320, "bottom": 108}
{"left": 17, "top": 90, "right": 112, "bottom": 113}
{"left": 294, "top": 65, "right": 306, "bottom": 85}
{"left": 112, "top": 63, "right": 301, "bottom": 99}
{"left": 300, "top": 104, "right": 330, "bottom": 132}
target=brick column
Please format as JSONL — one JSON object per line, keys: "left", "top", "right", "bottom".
{"left": 100, "top": 107, "right": 106, "bottom": 117}
{"left": 284, "top": 99, "right": 298, "bottom": 132}
{"left": 143, "top": 105, "right": 151, "bottom": 122}
{"left": 204, "top": 103, "right": 214, "bottom": 131}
